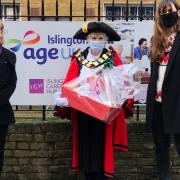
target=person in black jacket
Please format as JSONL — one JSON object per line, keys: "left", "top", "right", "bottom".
{"left": 0, "top": 20, "right": 17, "bottom": 176}
{"left": 146, "top": 0, "right": 180, "bottom": 180}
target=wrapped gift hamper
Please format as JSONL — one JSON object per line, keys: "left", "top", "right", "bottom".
{"left": 62, "top": 64, "right": 140, "bottom": 123}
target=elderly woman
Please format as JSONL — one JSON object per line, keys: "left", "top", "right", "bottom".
{"left": 55, "top": 22, "right": 132, "bottom": 180}
{"left": 0, "top": 20, "right": 17, "bottom": 176}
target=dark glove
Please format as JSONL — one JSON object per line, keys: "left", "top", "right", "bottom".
{"left": 122, "top": 99, "right": 134, "bottom": 118}
{"left": 53, "top": 106, "right": 71, "bottom": 119}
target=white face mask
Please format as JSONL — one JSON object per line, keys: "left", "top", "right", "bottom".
{"left": 88, "top": 40, "right": 107, "bottom": 52}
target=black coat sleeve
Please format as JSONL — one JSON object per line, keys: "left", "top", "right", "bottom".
{"left": 0, "top": 52, "right": 17, "bottom": 107}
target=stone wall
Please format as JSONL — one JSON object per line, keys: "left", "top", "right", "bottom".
{"left": 1, "top": 119, "right": 180, "bottom": 180}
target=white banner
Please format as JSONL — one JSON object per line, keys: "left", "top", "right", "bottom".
{"left": 3, "top": 21, "right": 154, "bottom": 105}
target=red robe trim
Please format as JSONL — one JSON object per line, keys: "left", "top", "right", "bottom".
{"left": 62, "top": 50, "right": 128, "bottom": 177}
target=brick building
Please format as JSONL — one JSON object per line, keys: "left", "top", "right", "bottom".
{"left": 2, "top": 0, "right": 162, "bottom": 21}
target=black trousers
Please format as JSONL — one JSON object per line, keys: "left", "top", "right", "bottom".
{"left": 84, "top": 172, "right": 107, "bottom": 180}
{"left": 152, "top": 102, "right": 180, "bottom": 180}
{"left": 78, "top": 112, "right": 105, "bottom": 173}
{"left": 0, "top": 125, "right": 8, "bottom": 176}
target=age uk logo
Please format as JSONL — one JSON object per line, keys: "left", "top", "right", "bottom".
{"left": 7, "top": 30, "right": 40, "bottom": 52}
{"left": 29, "top": 79, "right": 44, "bottom": 94}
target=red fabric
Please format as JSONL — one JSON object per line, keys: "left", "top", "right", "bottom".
{"left": 122, "top": 99, "right": 134, "bottom": 118}
{"left": 63, "top": 58, "right": 80, "bottom": 85}
{"left": 109, "top": 45, "right": 122, "bottom": 66}
{"left": 113, "top": 50, "right": 122, "bottom": 66}
{"left": 63, "top": 51, "right": 128, "bottom": 177}
{"left": 160, "top": 53, "right": 170, "bottom": 64}
{"left": 71, "top": 108, "right": 79, "bottom": 171}
{"left": 104, "top": 109, "right": 128, "bottom": 177}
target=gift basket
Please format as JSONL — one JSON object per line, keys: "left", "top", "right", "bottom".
{"left": 62, "top": 63, "right": 140, "bottom": 123}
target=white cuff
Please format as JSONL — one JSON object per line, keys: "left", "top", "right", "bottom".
{"left": 55, "top": 97, "right": 69, "bottom": 106}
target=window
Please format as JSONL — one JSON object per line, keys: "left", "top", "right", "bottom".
{"left": 86, "top": 8, "right": 95, "bottom": 17}
{"left": 105, "top": 4, "right": 154, "bottom": 20}
{"left": 30, "top": 7, "right": 40, "bottom": 16}
{"left": 2, "top": 3, "right": 20, "bottom": 20}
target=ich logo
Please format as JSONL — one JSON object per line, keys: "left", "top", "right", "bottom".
{"left": 29, "top": 79, "right": 44, "bottom": 94}
{"left": 7, "top": 30, "right": 40, "bottom": 52}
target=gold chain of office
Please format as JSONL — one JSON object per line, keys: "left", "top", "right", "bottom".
{"left": 75, "top": 51, "right": 112, "bottom": 69}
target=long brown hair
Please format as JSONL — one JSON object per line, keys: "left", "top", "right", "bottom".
{"left": 149, "top": 0, "right": 180, "bottom": 62}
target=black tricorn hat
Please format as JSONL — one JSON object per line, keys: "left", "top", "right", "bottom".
{"left": 73, "top": 22, "right": 121, "bottom": 41}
